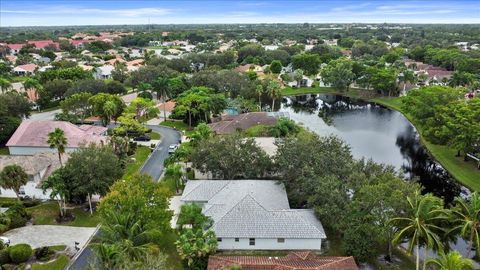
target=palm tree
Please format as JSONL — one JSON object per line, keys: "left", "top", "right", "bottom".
{"left": 266, "top": 80, "right": 281, "bottom": 111}
{"left": 294, "top": 69, "right": 303, "bottom": 88}
{"left": 398, "top": 69, "right": 416, "bottom": 96}
{"left": 47, "top": 128, "right": 68, "bottom": 166}
{"left": 426, "top": 251, "right": 474, "bottom": 270}
{"left": 91, "top": 243, "right": 121, "bottom": 269}
{"left": 103, "top": 101, "right": 117, "bottom": 125}
{"left": 255, "top": 84, "right": 264, "bottom": 111}
{"left": 153, "top": 77, "right": 170, "bottom": 121}
{"left": 390, "top": 191, "right": 447, "bottom": 270}
{"left": 0, "top": 165, "right": 28, "bottom": 200}
{"left": 0, "top": 77, "right": 12, "bottom": 93}
{"left": 165, "top": 164, "right": 184, "bottom": 193}
{"left": 23, "top": 78, "right": 41, "bottom": 104}
{"left": 449, "top": 192, "right": 480, "bottom": 258}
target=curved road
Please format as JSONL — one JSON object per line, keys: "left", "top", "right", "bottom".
{"left": 140, "top": 125, "right": 182, "bottom": 181}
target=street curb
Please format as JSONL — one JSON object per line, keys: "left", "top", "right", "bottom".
{"left": 65, "top": 224, "right": 100, "bottom": 270}
{"left": 138, "top": 138, "right": 163, "bottom": 172}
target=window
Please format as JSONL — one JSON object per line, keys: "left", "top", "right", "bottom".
{"left": 249, "top": 238, "right": 255, "bottom": 246}
{"left": 277, "top": 238, "right": 285, "bottom": 243}
{"left": 235, "top": 238, "right": 239, "bottom": 242}
{"left": 217, "top": 238, "right": 222, "bottom": 242}
{"left": 19, "top": 187, "right": 25, "bottom": 195}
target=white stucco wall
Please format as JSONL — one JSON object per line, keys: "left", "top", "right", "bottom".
{"left": 0, "top": 181, "right": 52, "bottom": 200}
{"left": 217, "top": 237, "right": 323, "bottom": 250}
{"left": 8, "top": 146, "right": 77, "bottom": 156}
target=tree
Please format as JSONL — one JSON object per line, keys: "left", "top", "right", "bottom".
{"left": 60, "top": 92, "right": 92, "bottom": 123}
{"left": 390, "top": 191, "right": 447, "bottom": 270}
{"left": 176, "top": 203, "right": 212, "bottom": 231}
{"left": 266, "top": 80, "right": 281, "bottom": 111}
{"left": 255, "top": 84, "right": 263, "bottom": 111}
{"left": 426, "top": 251, "right": 474, "bottom": 270}
{"left": 37, "top": 79, "right": 72, "bottom": 109}
{"left": 293, "top": 69, "right": 303, "bottom": 88}
{"left": 369, "top": 67, "right": 399, "bottom": 96}
{"left": 111, "top": 62, "right": 128, "bottom": 83}
{"left": 89, "top": 93, "right": 125, "bottom": 126}
{"left": 398, "top": 69, "right": 416, "bottom": 95}
{"left": 291, "top": 53, "right": 320, "bottom": 75}
{"left": 175, "top": 228, "right": 217, "bottom": 269}
{"left": 152, "top": 76, "right": 170, "bottom": 120}
{"left": 164, "top": 164, "right": 184, "bottom": 193}
{"left": 320, "top": 58, "right": 355, "bottom": 92}
{"left": 449, "top": 192, "right": 480, "bottom": 258}
{"left": 270, "top": 60, "right": 282, "bottom": 74}
{"left": 106, "top": 81, "right": 127, "bottom": 95}
{"left": 23, "top": 78, "right": 42, "bottom": 103}
{"left": 65, "top": 79, "right": 107, "bottom": 96}
{"left": 191, "top": 135, "right": 273, "bottom": 179}
{"left": 124, "top": 97, "right": 159, "bottom": 124}
{"left": 189, "top": 123, "right": 212, "bottom": 147}
{"left": 47, "top": 128, "right": 67, "bottom": 166}
{"left": 0, "top": 165, "right": 28, "bottom": 200}
{"left": 42, "top": 168, "right": 68, "bottom": 217}
{"left": 0, "top": 91, "right": 31, "bottom": 119}
{"left": 0, "top": 77, "right": 12, "bottom": 93}
{"left": 63, "top": 145, "right": 122, "bottom": 214}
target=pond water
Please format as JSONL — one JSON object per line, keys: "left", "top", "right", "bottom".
{"left": 280, "top": 94, "right": 467, "bottom": 202}
{"left": 280, "top": 94, "right": 477, "bottom": 263}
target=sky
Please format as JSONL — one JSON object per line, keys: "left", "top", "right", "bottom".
{"left": 1, "top": 0, "right": 479, "bottom": 27}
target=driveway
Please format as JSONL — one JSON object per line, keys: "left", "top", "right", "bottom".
{"left": 2, "top": 225, "right": 96, "bottom": 249}
{"left": 28, "top": 109, "right": 61, "bottom": 121}
{"left": 139, "top": 125, "right": 181, "bottom": 181}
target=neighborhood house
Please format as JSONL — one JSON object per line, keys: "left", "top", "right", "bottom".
{"left": 180, "top": 180, "right": 327, "bottom": 250}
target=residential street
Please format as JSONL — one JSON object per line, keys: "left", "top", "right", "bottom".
{"left": 140, "top": 125, "right": 181, "bottom": 181}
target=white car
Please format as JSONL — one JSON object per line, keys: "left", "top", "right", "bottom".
{"left": 168, "top": 144, "right": 178, "bottom": 154}
{"left": 0, "top": 237, "right": 10, "bottom": 246}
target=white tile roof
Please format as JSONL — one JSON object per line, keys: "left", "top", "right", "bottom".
{"left": 181, "top": 180, "right": 326, "bottom": 239}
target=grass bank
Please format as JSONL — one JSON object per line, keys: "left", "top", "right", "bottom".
{"left": 27, "top": 202, "right": 100, "bottom": 227}
{"left": 282, "top": 87, "right": 480, "bottom": 191}
{"left": 124, "top": 146, "right": 151, "bottom": 177}
{"left": 31, "top": 254, "right": 69, "bottom": 270}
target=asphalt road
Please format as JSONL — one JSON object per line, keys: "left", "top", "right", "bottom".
{"left": 68, "top": 125, "right": 180, "bottom": 269}
{"left": 140, "top": 125, "right": 182, "bottom": 181}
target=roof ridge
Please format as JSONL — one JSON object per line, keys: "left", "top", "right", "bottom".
{"left": 182, "top": 180, "right": 231, "bottom": 201}
{"left": 289, "top": 209, "right": 325, "bottom": 237}
{"left": 213, "top": 194, "right": 268, "bottom": 228}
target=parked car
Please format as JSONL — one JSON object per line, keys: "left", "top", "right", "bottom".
{"left": 168, "top": 144, "right": 178, "bottom": 154}
{"left": 0, "top": 237, "right": 10, "bottom": 246}
{"left": 134, "top": 135, "right": 151, "bottom": 142}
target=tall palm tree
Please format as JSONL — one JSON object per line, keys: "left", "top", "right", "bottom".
{"left": 449, "top": 192, "right": 480, "bottom": 258}
{"left": 255, "top": 84, "right": 263, "bottom": 111}
{"left": 390, "top": 191, "right": 447, "bottom": 270}
{"left": 165, "top": 164, "right": 184, "bottom": 193}
{"left": 153, "top": 77, "right": 170, "bottom": 121}
{"left": 266, "top": 80, "right": 281, "bottom": 111}
{"left": 398, "top": 69, "right": 416, "bottom": 96}
{"left": 103, "top": 100, "right": 117, "bottom": 126}
{"left": 426, "top": 251, "right": 474, "bottom": 270}
{"left": 47, "top": 128, "right": 68, "bottom": 167}
{"left": 0, "top": 77, "right": 12, "bottom": 93}
{"left": 23, "top": 78, "right": 42, "bottom": 101}
{"left": 0, "top": 165, "right": 28, "bottom": 200}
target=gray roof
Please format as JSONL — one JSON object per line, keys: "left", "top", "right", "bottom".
{"left": 181, "top": 180, "right": 326, "bottom": 239}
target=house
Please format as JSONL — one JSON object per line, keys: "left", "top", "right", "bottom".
{"left": 0, "top": 153, "right": 68, "bottom": 199}
{"left": 27, "top": 40, "right": 60, "bottom": 50}
{"left": 6, "top": 44, "right": 24, "bottom": 55}
{"left": 93, "top": 65, "right": 114, "bottom": 79}
{"left": 208, "top": 112, "right": 279, "bottom": 135}
{"left": 181, "top": 180, "right": 327, "bottom": 250}
{"left": 6, "top": 120, "right": 108, "bottom": 156}
{"left": 208, "top": 252, "right": 359, "bottom": 270}
{"left": 13, "top": 64, "right": 38, "bottom": 75}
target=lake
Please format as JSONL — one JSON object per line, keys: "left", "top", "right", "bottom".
{"left": 279, "top": 94, "right": 468, "bottom": 202}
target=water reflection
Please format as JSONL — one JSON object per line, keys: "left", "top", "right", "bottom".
{"left": 281, "top": 94, "right": 463, "bottom": 202}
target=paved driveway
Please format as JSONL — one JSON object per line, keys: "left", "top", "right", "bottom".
{"left": 2, "top": 225, "right": 96, "bottom": 249}
{"left": 140, "top": 125, "right": 181, "bottom": 181}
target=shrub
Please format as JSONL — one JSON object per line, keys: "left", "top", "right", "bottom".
{"left": 6, "top": 204, "right": 30, "bottom": 229}
{"left": 9, "top": 244, "right": 33, "bottom": 264}
{"left": 0, "top": 213, "right": 11, "bottom": 233}
{"left": 34, "top": 246, "right": 54, "bottom": 261}
{"left": 0, "top": 249, "right": 10, "bottom": 265}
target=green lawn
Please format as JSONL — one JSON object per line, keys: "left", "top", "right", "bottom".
{"left": 49, "top": 245, "right": 67, "bottom": 252}
{"left": 31, "top": 254, "right": 69, "bottom": 270}
{"left": 124, "top": 146, "right": 151, "bottom": 177}
{"left": 282, "top": 87, "right": 480, "bottom": 191}
{"left": 147, "top": 131, "right": 161, "bottom": 140}
{"left": 0, "top": 147, "right": 9, "bottom": 155}
{"left": 27, "top": 202, "right": 99, "bottom": 227}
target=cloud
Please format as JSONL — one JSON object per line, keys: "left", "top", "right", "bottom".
{"left": 1, "top": 6, "right": 174, "bottom": 17}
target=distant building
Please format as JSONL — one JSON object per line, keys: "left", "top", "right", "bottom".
{"left": 208, "top": 252, "right": 359, "bottom": 270}
{"left": 13, "top": 64, "right": 38, "bottom": 75}
{"left": 181, "top": 180, "right": 327, "bottom": 250}
{"left": 6, "top": 121, "right": 108, "bottom": 156}
{"left": 93, "top": 65, "right": 114, "bottom": 79}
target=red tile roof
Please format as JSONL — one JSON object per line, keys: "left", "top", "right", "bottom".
{"left": 14, "top": 63, "right": 38, "bottom": 72}
{"left": 27, "top": 40, "right": 60, "bottom": 50}
{"left": 6, "top": 120, "right": 108, "bottom": 148}
{"left": 208, "top": 252, "right": 359, "bottom": 270}
{"left": 7, "top": 44, "right": 25, "bottom": 50}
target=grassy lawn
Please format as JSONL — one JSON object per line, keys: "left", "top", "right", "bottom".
{"left": 283, "top": 87, "right": 480, "bottom": 191}
{"left": 160, "top": 120, "right": 194, "bottom": 136}
{"left": 124, "top": 146, "right": 151, "bottom": 177}
{"left": 147, "top": 131, "right": 161, "bottom": 140}
{"left": 31, "top": 254, "right": 69, "bottom": 270}
{"left": 49, "top": 245, "right": 67, "bottom": 252}
{"left": 27, "top": 202, "right": 99, "bottom": 227}
{"left": 0, "top": 147, "right": 9, "bottom": 155}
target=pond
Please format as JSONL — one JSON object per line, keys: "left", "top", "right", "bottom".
{"left": 280, "top": 94, "right": 476, "bottom": 263}
{"left": 280, "top": 94, "right": 467, "bottom": 202}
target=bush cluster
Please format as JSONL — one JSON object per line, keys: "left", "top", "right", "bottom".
{"left": 8, "top": 243, "right": 33, "bottom": 264}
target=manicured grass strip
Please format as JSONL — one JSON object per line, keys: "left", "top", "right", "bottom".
{"left": 49, "top": 245, "right": 67, "bottom": 252}
{"left": 0, "top": 147, "right": 9, "bottom": 155}
{"left": 160, "top": 120, "right": 194, "bottom": 136}
{"left": 27, "top": 202, "right": 99, "bottom": 227}
{"left": 124, "top": 146, "right": 151, "bottom": 177}
{"left": 148, "top": 131, "right": 161, "bottom": 140}
{"left": 32, "top": 254, "right": 69, "bottom": 270}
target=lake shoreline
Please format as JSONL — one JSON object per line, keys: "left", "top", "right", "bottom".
{"left": 281, "top": 87, "right": 480, "bottom": 191}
